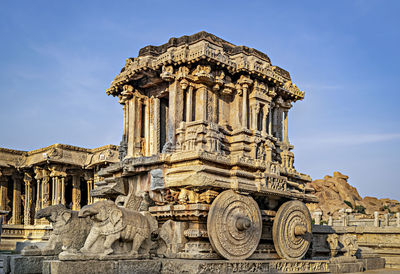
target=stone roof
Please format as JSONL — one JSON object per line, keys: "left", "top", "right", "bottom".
{"left": 106, "top": 31, "right": 299, "bottom": 98}
{"left": 0, "top": 144, "right": 119, "bottom": 169}
{"left": 138, "top": 31, "right": 271, "bottom": 63}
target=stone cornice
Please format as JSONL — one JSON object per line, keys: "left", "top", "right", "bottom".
{"left": 106, "top": 31, "right": 304, "bottom": 100}
{"left": 90, "top": 144, "right": 119, "bottom": 153}
{"left": 0, "top": 147, "right": 27, "bottom": 155}
{"left": 27, "top": 143, "right": 91, "bottom": 155}
{"left": 0, "top": 143, "right": 120, "bottom": 169}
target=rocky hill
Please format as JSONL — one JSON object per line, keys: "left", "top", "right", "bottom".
{"left": 306, "top": 171, "right": 400, "bottom": 220}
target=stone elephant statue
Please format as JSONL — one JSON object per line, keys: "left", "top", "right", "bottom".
{"left": 22, "top": 204, "right": 92, "bottom": 256}
{"left": 78, "top": 200, "right": 158, "bottom": 257}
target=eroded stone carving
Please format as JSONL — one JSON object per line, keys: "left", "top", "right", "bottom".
{"left": 78, "top": 200, "right": 158, "bottom": 257}
{"left": 22, "top": 204, "right": 92, "bottom": 256}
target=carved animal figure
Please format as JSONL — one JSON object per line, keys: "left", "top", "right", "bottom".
{"left": 28, "top": 204, "right": 91, "bottom": 255}
{"left": 78, "top": 200, "right": 157, "bottom": 256}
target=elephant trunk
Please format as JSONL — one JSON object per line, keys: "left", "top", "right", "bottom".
{"left": 79, "top": 205, "right": 98, "bottom": 218}
{"left": 35, "top": 207, "right": 51, "bottom": 219}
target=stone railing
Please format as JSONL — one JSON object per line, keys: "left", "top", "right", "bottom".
{"left": 313, "top": 210, "right": 400, "bottom": 228}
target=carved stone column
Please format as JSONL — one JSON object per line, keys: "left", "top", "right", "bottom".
{"left": 87, "top": 179, "right": 94, "bottom": 205}
{"left": 42, "top": 173, "right": 51, "bottom": 208}
{"left": 186, "top": 85, "right": 194, "bottom": 122}
{"left": 212, "top": 90, "right": 218, "bottom": 124}
{"left": 237, "top": 75, "right": 253, "bottom": 129}
{"left": 283, "top": 109, "right": 289, "bottom": 144}
{"left": 72, "top": 173, "right": 81, "bottom": 211}
{"left": 35, "top": 178, "right": 41, "bottom": 216}
{"left": 241, "top": 86, "right": 248, "bottom": 129}
{"left": 167, "top": 80, "right": 184, "bottom": 149}
{"left": 268, "top": 105, "right": 273, "bottom": 135}
{"left": 49, "top": 165, "right": 66, "bottom": 205}
{"left": 127, "top": 96, "right": 136, "bottom": 158}
{"left": 23, "top": 173, "right": 33, "bottom": 225}
{"left": 153, "top": 97, "right": 160, "bottom": 154}
{"left": 51, "top": 176, "right": 58, "bottom": 205}
{"left": 33, "top": 167, "right": 43, "bottom": 218}
{"left": 84, "top": 171, "right": 94, "bottom": 205}
{"left": 60, "top": 176, "right": 66, "bottom": 205}
{"left": 250, "top": 103, "right": 260, "bottom": 131}
{"left": 0, "top": 175, "right": 8, "bottom": 212}
{"left": 11, "top": 174, "right": 22, "bottom": 225}
{"left": 0, "top": 174, "right": 8, "bottom": 224}
{"left": 262, "top": 105, "right": 269, "bottom": 135}
{"left": 135, "top": 97, "right": 143, "bottom": 156}
{"left": 196, "top": 85, "right": 208, "bottom": 121}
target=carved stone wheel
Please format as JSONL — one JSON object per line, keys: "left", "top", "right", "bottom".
{"left": 272, "top": 200, "right": 312, "bottom": 260}
{"left": 207, "top": 190, "right": 262, "bottom": 260}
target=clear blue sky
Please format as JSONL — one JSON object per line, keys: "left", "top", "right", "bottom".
{"left": 1, "top": 1, "right": 399, "bottom": 199}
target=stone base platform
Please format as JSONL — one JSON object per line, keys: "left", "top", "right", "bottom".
{"left": 0, "top": 254, "right": 57, "bottom": 274}
{"left": 41, "top": 257, "right": 385, "bottom": 274}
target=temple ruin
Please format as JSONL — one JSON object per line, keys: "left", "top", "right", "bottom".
{"left": 0, "top": 32, "right": 388, "bottom": 273}
{"left": 0, "top": 144, "right": 119, "bottom": 249}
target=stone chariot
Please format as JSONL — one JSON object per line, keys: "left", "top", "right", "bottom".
{"left": 92, "top": 31, "right": 317, "bottom": 261}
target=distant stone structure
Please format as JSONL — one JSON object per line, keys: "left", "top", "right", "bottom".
{"left": 0, "top": 144, "right": 119, "bottom": 249}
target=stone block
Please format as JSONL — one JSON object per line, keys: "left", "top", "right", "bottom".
{"left": 43, "top": 260, "right": 118, "bottom": 274}
{"left": 10, "top": 255, "right": 56, "bottom": 274}
{"left": 43, "top": 260, "right": 162, "bottom": 274}
{"left": 361, "top": 256, "right": 385, "bottom": 270}
{"left": 117, "top": 260, "right": 162, "bottom": 274}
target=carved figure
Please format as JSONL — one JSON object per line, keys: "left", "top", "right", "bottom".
{"left": 23, "top": 204, "right": 91, "bottom": 255}
{"left": 342, "top": 234, "right": 358, "bottom": 257}
{"left": 326, "top": 234, "right": 339, "bottom": 258}
{"left": 78, "top": 200, "right": 158, "bottom": 256}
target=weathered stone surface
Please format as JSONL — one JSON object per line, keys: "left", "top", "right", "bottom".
{"left": 22, "top": 204, "right": 92, "bottom": 256}
{"left": 43, "top": 260, "right": 161, "bottom": 274}
{"left": 77, "top": 200, "right": 157, "bottom": 257}
{"left": 8, "top": 255, "right": 57, "bottom": 274}
{"left": 0, "top": 144, "right": 119, "bottom": 249}
{"left": 41, "top": 258, "right": 381, "bottom": 274}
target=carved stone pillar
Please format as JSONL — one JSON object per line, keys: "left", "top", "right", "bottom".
{"left": 127, "top": 96, "right": 136, "bottom": 158}
{"left": 241, "top": 86, "right": 248, "bottom": 129}
{"left": 237, "top": 75, "right": 253, "bottom": 129}
{"left": 195, "top": 85, "right": 208, "bottom": 121}
{"left": 0, "top": 175, "right": 8, "bottom": 224}
{"left": 35, "top": 178, "right": 41, "bottom": 216}
{"left": 167, "top": 80, "right": 184, "bottom": 148}
{"left": 262, "top": 105, "right": 269, "bottom": 135}
{"left": 23, "top": 173, "right": 33, "bottom": 225}
{"left": 33, "top": 167, "right": 43, "bottom": 218}
{"left": 0, "top": 175, "right": 7, "bottom": 212}
{"left": 283, "top": 109, "right": 289, "bottom": 144}
{"left": 146, "top": 98, "right": 151, "bottom": 156}
{"left": 72, "top": 174, "right": 81, "bottom": 210}
{"left": 268, "top": 106, "right": 273, "bottom": 135}
{"left": 49, "top": 165, "right": 66, "bottom": 205}
{"left": 212, "top": 90, "right": 218, "bottom": 124}
{"left": 250, "top": 103, "right": 260, "bottom": 131}
{"left": 60, "top": 176, "right": 66, "bottom": 205}
{"left": 153, "top": 97, "right": 160, "bottom": 154}
{"left": 11, "top": 174, "right": 22, "bottom": 225}
{"left": 136, "top": 97, "right": 143, "bottom": 156}
{"left": 42, "top": 174, "right": 51, "bottom": 208}
{"left": 87, "top": 179, "right": 94, "bottom": 205}
{"left": 51, "top": 176, "right": 58, "bottom": 205}
{"left": 272, "top": 106, "right": 279, "bottom": 138}
{"left": 186, "top": 85, "right": 194, "bottom": 122}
